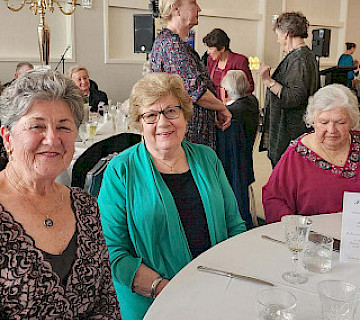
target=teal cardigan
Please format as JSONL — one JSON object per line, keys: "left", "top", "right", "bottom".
{"left": 98, "top": 140, "right": 246, "bottom": 320}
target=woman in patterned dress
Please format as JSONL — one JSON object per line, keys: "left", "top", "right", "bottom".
{"left": 263, "top": 84, "right": 360, "bottom": 223}
{"left": 150, "top": 0, "right": 231, "bottom": 150}
{"left": 0, "top": 70, "right": 120, "bottom": 319}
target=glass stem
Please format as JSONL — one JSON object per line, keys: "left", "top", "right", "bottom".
{"left": 292, "top": 252, "right": 299, "bottom": 275}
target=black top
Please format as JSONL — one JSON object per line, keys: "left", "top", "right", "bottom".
{"left": 161, "top": 170, "right": 211, "bottom": 258}
{"left": 43, "top": 232, "right": 77, "bottom": 287}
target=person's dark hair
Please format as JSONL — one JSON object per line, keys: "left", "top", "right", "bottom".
{"left": 202, "top": 28, "right": 230, "bottom": 51}
{"left": 273, "top": 12, "right": 309, "bottom": 38}
{"left": 345, "top": 42, "right": 356, "bottom": 50}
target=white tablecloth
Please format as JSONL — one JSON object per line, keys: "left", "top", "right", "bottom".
{"left": 144, "top": 213, "right": 360, "bottom": 320}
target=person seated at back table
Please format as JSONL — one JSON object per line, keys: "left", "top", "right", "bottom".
{"left": 98, "top": 72, "right": 247, "bottom": 320}
{"left": 3, "top": 61, "right": 34, "bottom": 87}
{"left": 263, "top": 84, "right": 360, "bottom": 223}
{"left": 67, "top": 65, "right": 108, "bottom": 112}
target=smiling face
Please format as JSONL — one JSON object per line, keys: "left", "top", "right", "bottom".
{"left": 71, "top": 69, "right": 90, "bottom": 96}
{"left": 140, "top": 94, "right": 187, "bottom": 155}
{"left": 2, "top": 99, "right": 77, "bottom": 181}
{"left": 176, "top": 0, "right": 201, "bottom": 29}
{"left": 314, "top": 107, "right": 352, "bottom": 150}
{"left": 207, "top": 46, "right": 225, "bottom": 61}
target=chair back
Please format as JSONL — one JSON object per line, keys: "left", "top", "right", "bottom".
{"left": 71, "top": 132, "right": 141, "bottom": 189}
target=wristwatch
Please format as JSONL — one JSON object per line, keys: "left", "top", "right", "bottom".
{"left": 268, "top": 80, "right": 276, "bottom": 88}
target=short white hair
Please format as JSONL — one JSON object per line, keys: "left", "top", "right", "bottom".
{"left": 221, "top": 70, "right": 249, "bottom": 99}
{"left": 304, "top": 84, "right": 360, "bottom": 129}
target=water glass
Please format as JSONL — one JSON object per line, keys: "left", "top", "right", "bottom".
{"left": 318, "top": 280, "right": 359, "bottom": 320}
{"left": 257, "top": 288, "right": 297, "bottom": 320}
{"left": 303, "top": 232, "right": 333, "bottom": 273}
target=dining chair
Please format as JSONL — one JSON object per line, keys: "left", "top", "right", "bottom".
{"left": 71, "top": 132, "right": 141, "bottom": 189}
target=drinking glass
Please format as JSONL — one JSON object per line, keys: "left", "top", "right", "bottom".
{"left": 89, "top": 121, "right": 98, "bottom": 142}
{"left": 257, "top": 288, "right": 297, "bottom": 320}
{"left": 303, "top": 232, "right": 333, "bottom": 273}
{"left": 317, "top": 280, "right": 359, "bottom": 320}
{"left": 78, "top": 123, "right": 90, "bottom": 146}
{"left": 281, "top": 215, "right": 312, "bottom": 284}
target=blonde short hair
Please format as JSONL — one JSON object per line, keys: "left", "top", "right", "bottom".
{"left": 129, "top": 72, "right": 193, "bottom": 132}
{"left": 159, "top": 0, "right": 180, "bottom": 22}
{"left": 304, "top": 84, "right": 360, "bottom": 129}
{"left": 66, "top": 65, "right": 89, "bottom": 79}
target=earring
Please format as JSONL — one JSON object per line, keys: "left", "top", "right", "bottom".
{"left": 6, "top": 149, "right": 13, "bottom": 161}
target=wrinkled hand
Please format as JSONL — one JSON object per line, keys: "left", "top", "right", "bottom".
{"left": 155, "top": 279, "right": 170, "bottom": 298}
{"left": 216, "top": 107, "right": 232, "bottom": 131}
{"left": 259, "top": 62, "right": 271, "bottom": 82}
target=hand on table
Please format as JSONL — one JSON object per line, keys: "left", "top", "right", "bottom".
{"left": 154, "top": 278, "right": 170, "bottom": 298}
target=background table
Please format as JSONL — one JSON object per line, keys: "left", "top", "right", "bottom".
{"left": 144, "top": 213, "right": 360, "bottom": 319}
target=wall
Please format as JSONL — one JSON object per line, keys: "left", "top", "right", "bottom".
{"left": 1, "top": 0, "right": 359, "bottom": 103}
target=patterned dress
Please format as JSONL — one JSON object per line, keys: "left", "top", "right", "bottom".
{"left": 0, "top": 188, "right": 121, "bottom": 319}
{"left": 263, "top": 131, "right": 360, "bottom": 223}
{"left": 151, "top": 28, "right": 216, "bottom": 149}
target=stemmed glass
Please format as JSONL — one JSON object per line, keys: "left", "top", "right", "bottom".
{"left": 78, "top": 123, "right": 90, "bottom": 146}
{"left": 281, "top": 215, "right": 312, "bottom": 284}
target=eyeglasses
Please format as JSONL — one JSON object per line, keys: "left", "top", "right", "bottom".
{"left": 140, "top": 106, "right": 182, "bottom": 124}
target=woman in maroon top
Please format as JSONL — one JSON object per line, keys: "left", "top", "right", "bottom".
{"left": 263, "top": 84, "right": 360, "bottom": 223}
{"left": 203, "top": 28, "right": 254, "bottom": 102}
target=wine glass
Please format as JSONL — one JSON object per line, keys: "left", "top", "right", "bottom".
{"left": 78, "top": 123, "right": 90, "bottom": 146}
{"left": 281, "top": 215, "right": 312, "bottom": 284}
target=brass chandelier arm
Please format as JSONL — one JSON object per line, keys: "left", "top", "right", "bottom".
{"left": 52, "top": 0, "right": 77, "bottom": 15}
{"left": 6, "top": 0, "right": 27, "bottom": 12}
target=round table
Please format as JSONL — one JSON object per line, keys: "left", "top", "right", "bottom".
{"left": 144, "top": 213, "right": 360, "bottom": 319}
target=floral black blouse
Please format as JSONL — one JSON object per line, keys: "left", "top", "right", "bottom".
{"left": 0, "top": 188, "right": 121, "bottom": 319}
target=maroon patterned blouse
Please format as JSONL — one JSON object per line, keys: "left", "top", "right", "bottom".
{"left": 0, "top": 188, "right": 121, "bottom": 319}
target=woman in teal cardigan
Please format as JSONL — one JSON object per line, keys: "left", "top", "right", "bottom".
{"left": 98, "top": 73, "right": 247, "bottom": 320}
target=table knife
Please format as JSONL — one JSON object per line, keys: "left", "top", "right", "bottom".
{"left": 197, "top": 266, "right": 273, "bottom": 286}
{"left": 261, "top": 233, "right": 340, "bottom": 252}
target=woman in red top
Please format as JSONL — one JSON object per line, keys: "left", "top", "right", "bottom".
{"left": 203, "top": 28, "right": 254, "bottom": 102}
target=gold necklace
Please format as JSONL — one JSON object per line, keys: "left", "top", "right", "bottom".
{"left": 5, "top": 169, "right": 64, "bottom": 228}
{"left": 152, "top": 149, "right": 183, "bottom": 174}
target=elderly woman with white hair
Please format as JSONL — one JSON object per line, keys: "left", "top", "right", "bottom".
{"left": 263, "top": 84, "right": 360, "bottom": 223}
{"left": 150, "top": 0, "right": 232, "bottom": 150}
{"left": 216, "top": 70, "right": 259, "bottom": 228}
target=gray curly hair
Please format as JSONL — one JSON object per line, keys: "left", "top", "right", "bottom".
{"left": 0, "top": 70, "right": 84, "bottom": 130}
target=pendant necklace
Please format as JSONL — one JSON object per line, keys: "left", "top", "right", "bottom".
{"left": 5, "top": 169, "right": 64, "bottom": 228}
{"left": 152, "top": 149, "right": 183, "bottom": 174}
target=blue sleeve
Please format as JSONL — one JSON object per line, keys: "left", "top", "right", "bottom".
{"left": 213, "top": 151, "right": 247, "bottom": 236}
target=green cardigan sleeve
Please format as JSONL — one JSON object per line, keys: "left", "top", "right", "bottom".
{"left": 98, "top": 158, "right": 142, "bottom": 289}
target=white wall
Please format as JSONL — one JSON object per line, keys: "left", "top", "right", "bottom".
{"left": 1, "top": 0, "right": 359, "bottom": 103}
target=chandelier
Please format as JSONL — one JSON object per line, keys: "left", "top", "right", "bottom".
{"left": 4, "top": 0, "right": 86, "bottom": 66}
